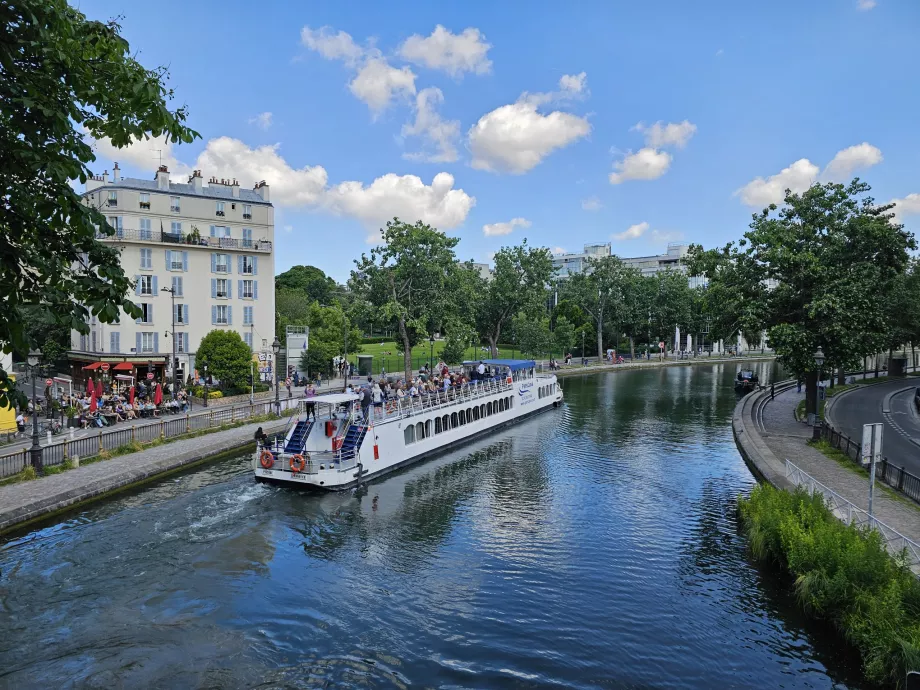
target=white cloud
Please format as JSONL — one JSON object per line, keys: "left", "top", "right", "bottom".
{"left": 735, "top": 158, "right": 820, "bottom": 207}
{"left": 90, "top": 133, "right": 191, "bottom": 181}
{"left": 559, "top": 72, "right": 588, "bottom": 95}
{"left": 889, "top": 193, "right": 920, "bottom": 223}
{"left": 401, "top": 87, "right": 460, "bottom": 163}
{"left": 483, "top": 217, "right": 531, "bottom": 237}
{"left": 581, "top": 197, "right": 602, "bottom": 211}
{"left": 300, "top": 26, "right": 364, "bottom": 66}
{"left": 821, "top": 142, "right": 883, "bottom": 181}
{"left": 857, "top": 0, "right": 876, "bottom": 10}
{"left": 632, "top": 120, "right": 697, "bottom": 149}
{"left": 609, "top": 148, "right": 672, "bottom": 184}
{"left": 469, "top": 99, "right": 591, "bottom": 174}
{"left": 349, "top": 58, "right": 416, "bottom": 113}
{"left": 248, "top": 112, "right": 273, "bottom": 130}
{"left": 612, "top": 221, "right": 649, "bottom": 241}
{"left": 651, "top": 229, "right": 684, "bottom": 244}
{"left": 551, "top": 246, "right": 568, "bottom": 255}
{"left": 398, "top": 25, "right": 492, "bottom": 77}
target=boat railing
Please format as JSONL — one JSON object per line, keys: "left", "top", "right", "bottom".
{"left": 372, "top": 378, "right": 513, "bottom": 424}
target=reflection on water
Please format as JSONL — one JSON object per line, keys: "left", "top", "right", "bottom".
{"left": 0, "top": 361, "right": 867, "bottom": 688}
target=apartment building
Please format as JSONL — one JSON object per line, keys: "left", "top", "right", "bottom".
{"left": 553, "top": 242, "right": 707, "bottom": 288}
{"left": 69, "top": 164, "right": 275, "bottom": 383}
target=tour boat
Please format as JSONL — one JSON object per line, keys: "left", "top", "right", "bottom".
{"left": 735, "top": 369, "right": 759, "bottom": 391}
{"left": 252, "top": 359, "right": 563, "bottom": 491}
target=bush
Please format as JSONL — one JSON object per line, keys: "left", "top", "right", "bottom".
{"left": 208, "top": 390, "right": 223, "bottom": 400}
{"left": 738, "top": 484, "right": 920, "bottom": 686}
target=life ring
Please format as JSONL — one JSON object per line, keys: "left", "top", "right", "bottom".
{"left": 259, "top": 450, "right": 274, "bottom": 469}
{"left": 290, "top": 454, "right": 306, "bottom": 473}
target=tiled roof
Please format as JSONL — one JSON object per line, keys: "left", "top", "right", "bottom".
{"left": 87, "top": 177, "right": 271, "bottom": 205}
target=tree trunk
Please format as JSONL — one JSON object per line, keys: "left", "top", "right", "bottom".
{"left": 596, "top": 317, "right": 604, "bottom": 362}
{"left": 398, "top": 316, "right": 412, "bottom": 384}
{"left": 912, "top": 344, "right": 916, "bottom": 373}
{"left": 629, "top": 335, "right": 635, "bottom": 361}
{"left": 874, "top": 353, "right": 879, "bottom": 378}
{"left": 805, "top": 370, "right": 818, "bottom": 419}
{"left": 488, "top": 335, "right": 498, "bottom": 359}
{"left": 837, "top": 367, "right": 845, "bottom": 386}
{"left": 863, "top": 356, "right": 867, "bottom": 379}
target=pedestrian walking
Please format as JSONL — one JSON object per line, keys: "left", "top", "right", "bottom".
{"left": 796, "top": 378, "right": 802, "bottom": 393}
{"left": 770, "top": 383, "right": 775, "bottom": 400}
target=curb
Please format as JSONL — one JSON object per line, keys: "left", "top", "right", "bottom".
{"left": 732, "top": 383, "right": 795, "bottom": 491}
{"left": 882, "top": 386, "right": 915, "bottom": 415}
{"left": 554, "top": 355, "right": 776, "bottom": 380}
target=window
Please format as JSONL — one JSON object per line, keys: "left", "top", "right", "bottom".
{"left": 139, "top": 192, "right": 150, "bottom": 209}
{"left": 108, "top": 216, "right": 123, "bottom": 237}
{"left": 138, "top": 303, "right": 153, "bottom": 324}
{"left": 171, "top": 276, "right": 183, "bottom": 296}
{"left": 167, "top": 250, "right": 184, "bottom": 271}
{"left": 138, "top": 275, "right": 153, "bottom": 295}
{"left": 211, "top": 225, "right": 231, "bottom": 239}
{"left": 244, "top": 332, "right": 253, "bottom": 349}
{"left": 243, "top": 306, "right": 253, "bottom": 325}
{"left": 213, "top": 253, "right": 229, "bottom": 273}
{"left": 91, "top": 331, "right": 97, "bottom": 352}
{"left": 140, "top": 217, "right": 152, "bottom": 240}
{"left": 107, "top": 190, "right": 117, "bottom": 206}
{"left": 415, "top": 422, "right": 425, "bottom": 440}
{"left": 216, "top": 201, "right": 225, "bottom": 216}
{"left": 240, "top": 255, "right": 255, "bottom": 274}
{"left": 171, "top": 221, "right": 182, "bottom": 234}
{"left": 404, "top": 425, "right": 415, "bottom": 445}
{"left": 242, "top": 227, "right": 253, "bottom": 248}
{"left": 243, "top": 204, "right": 252, "bottom": 220}
{"left": 241, "top": 280, "right": 254, "bottom": 299}
{"left": 174, "top": 304, "right": 188, "bottom": 324}
{"left": 214, "top": 305, "right": 229, "bottom": 325}
{"left": 140, "top": 248, "right": 152, "bottom": 269}
{"left": 170, "top": 196, "right": 180, "bottom": 212}
{"left": 214, "top": 279, "right": 228, "bottom": 298}
{"left": 141, "top": 332, "right": 155, "bottom": 353}
{"left": 435, "top": 417, "right": 442, "bottom": 434}
{"left": 176, "top": 332, "right": 188, "bottom": 353}
{"left": 80, "top": 334, "right": 88, "bottom": 351}
{"left": 110, "top": 331, "right": 120, "bottom": 353}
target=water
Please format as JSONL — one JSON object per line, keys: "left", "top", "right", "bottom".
{"left": 0, "top": 361, "right": 866, "bottom": 688}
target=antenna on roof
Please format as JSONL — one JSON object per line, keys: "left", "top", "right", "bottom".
{"left": 152, "top": 149, "right": 163, "bottom": 167}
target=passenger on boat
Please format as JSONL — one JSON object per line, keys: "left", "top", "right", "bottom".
{"left": 254, "top": 427, "right": 269, "bottom": 448}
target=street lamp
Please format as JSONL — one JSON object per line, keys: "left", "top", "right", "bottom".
{"left": 429, "top": 334, "right": 435, "bottom": 372}
{"left": 162, "top": 286, "right": 178, "bottom": 399}
{"left": 203, "top": 363, "right": 209, "bottom": 407}
{"left": 27, "top": 348, "right": 43, "bottom": 474}
{"left": 272, "top": 336, "right": 281, "bottom": 416}
{"left": 812, "top": 346, "right": 825, "bottom": 439}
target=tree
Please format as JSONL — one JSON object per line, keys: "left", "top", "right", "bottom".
{"left": 0, "top": 1, "right": 198, "bottom": 408}
{"left": 512, "top": 315, "right": 553, "bottom": 358}
{"left": 440, "top": 336, "right": 466, "bottom": 365}
{"left": 562, "top": 256, "right": 640, "bottom": 359}
{"left": 477, "top": 241, "right": 554, "bottom": 358}
{"left": 350, "top": 218, "right": 464, "bottom": 382}
{"left": 196, "top": 330, "right": 252, "bottom": 390}
{"left": 553, "top": 316, "right": 576, "bottom": 356}
{"left": 648, "top": 270, "right": 694, "bottom": 352}
{"left": 275, "top": 265, "right": 337, "bottom": 305}
{"left": 690, "top": 180, "right": 915, "bottom": 417}
{"left": 298, "top": 302, "right": 362, "bottom": 378}
{"left": 12, "top": 305, "right": 71, "bottom": 364}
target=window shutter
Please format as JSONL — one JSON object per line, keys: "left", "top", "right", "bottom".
{"left": 252, "top": 256, "right": 258, "bottom": 275}
{"left": 211, "top": 305, "right": 217, "bottom": 325}
{"left": 152, "top": 275, "right": 158, "bottom": 292}
{"left": 238, "top": 255, "right": 243, "bottom": 274}
{"left": 183, "top": 333, "right": 189, "bottom": 352}
{"left": 254, "top": 281, "right": 258, "bottom": 300}
{"left": 183, "top": 305, "right": 189, "bottom": 324}
{"left": 154, "top": 332, "right": 159, "bottom": 353}
{"left": 228, "top": 305, "right": 232, "bottom": 325}
{"left": 211, "top": 253, "right": 216, "bottom": 272}
{"left": 211, "top": 279, "right": 216, "bottom": 298}
{"left": 210, "top": 225, "right": 216, "bottom": 237}
{"left": 149, "top": 303, "right": 153, "bottom": 323}
{"left": 182, "top": 252, "right": 188, "bottom": 271}
{"left": 135, "top": 275, "right": 140, "bottom": 296}
{"left": 165, "top": 250, "right": 171, "bottom": 270}
{"left": 177, "top": 276, "right": 183, "bottom": 296}
{"left": 238, "top": 280, "right": 243, "bottom": 299}
{"left": 136, "top": 332, "right": 142, "bottom": 353}
{"left": 110, "top": 332, "right": 116, "bottom": 353}
{"left": 172, "top": 276, "right": 177, "bottom": 294}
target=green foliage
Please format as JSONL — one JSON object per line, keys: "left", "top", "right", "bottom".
{"left": 512, "top": 315, "right": 553, "bottom": 357}
{"left": 275, "top": 265, "right": 337, "bottom": 304}
{"left": 478, "top": 241, "right": 554, "bottom": 357}
{"left": 440, "top": 335, "right": 466, "bottom": 365}
{"left": 0, "top": 0, "right": 198, "bottom": 408}
{"left": 196, "top": 330, "right": 252, "bottom": 390}
{"left": 298, "top": 301, "right": 361, "bottom": 377}
{"left": 554, "top": 316, "right": 577, "bottom": 355}
{"left": 738, "top": 483, "right": 920, "bottom": 686}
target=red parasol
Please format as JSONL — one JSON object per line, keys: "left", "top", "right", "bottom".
{"left": 153, "top": 383, "right": 163, "bottom": 406}
{"left": 89, "top": 386, "right": 97, "bottom": 413}
{"left": 128, "top": 385, "right": 135, "bottom": 407}
{"left": 87, "top": 378, "right": 95, "bottom": 397}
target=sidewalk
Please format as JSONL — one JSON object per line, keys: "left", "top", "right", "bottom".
{"left": 0, "top": 417, "right": 289, "bottom": 534}
{"left": 745, "top": 384, "right": 920, "bottom": 542}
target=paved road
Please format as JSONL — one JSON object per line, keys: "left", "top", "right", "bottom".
{"left": 829, "top": 378, "right": 920, "bottom": 476}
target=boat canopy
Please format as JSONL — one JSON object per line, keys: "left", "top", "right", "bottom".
{"left": 308, "top": 392, "right": 360, "bottom": 405}
{"left": 462, "top": 359, "right": 536, "bottom": 372}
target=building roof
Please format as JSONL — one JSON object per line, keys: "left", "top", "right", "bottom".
{"left": 86, "top": 177, "right": 272, "bottom": 205}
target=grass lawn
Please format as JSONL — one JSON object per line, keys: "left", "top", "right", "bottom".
{"left": 347, "top": 341, "right": 521, "bottom": 374}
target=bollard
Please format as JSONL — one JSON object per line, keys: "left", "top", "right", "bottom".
{"left": 46, "top": 431, "right": 51, "bottom": 445}
{"left": 160, "top": 420, "right": 165, "bottom": 440}
{"left": 98, "top": 431, "right": 103, "bottom": 453}
{"left": 73, "top": 455, "right": 80, "bottom": 468}
{"left": 186, "top": 414, "right": 190, "bottom": 433}
{"left": 69, "top": 427, "right": 75, "bottom": 441}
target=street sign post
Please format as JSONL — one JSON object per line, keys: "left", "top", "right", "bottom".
{"left": 100, "top": 362, "right": 110, "bottom": 372}
{"left": 862, "top": 423, "right": 884, "bottom": 518}
{"left": 45, "top": 378, "right": 53, "bottom": 387}
{"left": 146, "top": 372, "right": 154, "bottom": 381}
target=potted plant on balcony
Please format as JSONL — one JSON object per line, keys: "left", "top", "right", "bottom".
{"left": 186, "top": 225, "right": 202, "bottom": 245}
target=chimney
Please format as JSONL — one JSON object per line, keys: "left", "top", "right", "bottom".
{"left": 231, "top": 178, "right": 240, "bottom": 198}
{"left": 113, "top": 162, "right": 120, "bottom": 182}
{"left": 190, "top": 169, "right": 203, "bottom": 193}
{"left": 156, "top": 165, "right": 170, "bottom": 191}
{"left": 253, "top": 180, "right": 270, "bottom": 202}
{"left": 102, "top": 169, "right": 109, "bottom": 184}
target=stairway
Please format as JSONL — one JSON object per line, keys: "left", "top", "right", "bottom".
{"left": 284, "top": 420, "right": 313, "bottom": 453}
{"left": 339, "top": 424, "right": 369, "bottom": 463}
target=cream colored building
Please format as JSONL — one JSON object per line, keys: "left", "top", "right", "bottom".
{"left": 71, "top": 164, "right": 275, "bottom": 383}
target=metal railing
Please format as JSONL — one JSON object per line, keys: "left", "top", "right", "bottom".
{"left": 785, "top": 460, "right": 920, "bottom": 574}
{"left": 818, "top": 421, "right": 920, "bottom": 504}
{"left": 98, "top": 227, "right": 272, "bottom": 253}
{"left": 370, "top": 378, "right": 514, "bottom": 424}
{"left": 0, "top": 396, "right": 302, "bottom": 479}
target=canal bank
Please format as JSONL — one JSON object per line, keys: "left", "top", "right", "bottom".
{"left": 0, "top": 417, "right": 288, "bottom": 535}
{"left": 553, "top": 353, "right": 775, "bottom": 380}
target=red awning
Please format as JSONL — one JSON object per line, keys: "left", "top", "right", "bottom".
{"left": 82, "top": 362, "right": 101, "bottom": 370}
{"left": 113, "top": 362, "right": 134, "bottom": 371}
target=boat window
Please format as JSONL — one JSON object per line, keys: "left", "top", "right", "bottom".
{"left": 416, "top": 422, "right": 425, "bottom": 440}
{"left": 435, "top": 417, "right": 442, "bottom": 434}
{"left": 498, "top": 398, "right": 504, "bottom": 412}
{"left": 451, "top": 412, "right": 458, "bottom": 428}
{"left": 404, "top": 425, "right": 415, "bottom": 445}
{"left": 480, "top": 404, "right": 485, "bottom": 418}
{"left": 507, "top": 396, "right": 513, "bottom": 409}
{"left": 472, "top": 406, "right": 479, "bottom": 421}
{"left": 486, "top": 402, "right": 492, "bottom": 415}
{"left": 425, "top": 419, "right": 433, "bottom": 437}
{"left": 443, "top": 414, "right": 449, "bottom": 430}
{"left": 538, "top": 387, "right": 543, "bottom": 399}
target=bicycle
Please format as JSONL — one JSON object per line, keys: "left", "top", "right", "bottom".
{"left": 39, "top": 419, "right": 64, "bottom": 436}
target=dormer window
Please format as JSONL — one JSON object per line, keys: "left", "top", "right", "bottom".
{"left": 139, "top": 192, "right": 150, "bottom": 209}
{"left": 243, "top": 204, "right": 252, "bottom": 220}
{"left": 216, "top": 201, "right": 225, "bottom": 217}
{"left": 107, "top": 190, "right": 117, "bottom": 207}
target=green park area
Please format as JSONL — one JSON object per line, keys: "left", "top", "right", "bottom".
{"left": 346, "top": 341, "right": 519, "bottom": 375}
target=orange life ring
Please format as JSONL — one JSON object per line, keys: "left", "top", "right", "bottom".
{"left": 290, "top": 454, "right": 306, "bottom": 473}
{"left": 259, "top": 450, "right": 274, "bottom": 469}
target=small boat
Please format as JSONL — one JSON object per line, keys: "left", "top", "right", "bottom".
{"left": 735, "top": 369, "right": 759, "bottom": 391}
{"left": 253, "top": 359, "right": 563, "bottom": 491}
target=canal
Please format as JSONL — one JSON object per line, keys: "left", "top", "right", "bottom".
{"left": 0, "top": 362, "right": 867, "bottom": 688}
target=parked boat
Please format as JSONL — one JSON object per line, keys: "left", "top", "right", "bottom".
{"left": 253, "top": 359, "right": 563, "bottom": 491}
{"left": 735, "top": 369, "right": 759, "bottom": 391}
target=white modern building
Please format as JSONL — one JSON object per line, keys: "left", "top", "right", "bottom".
{"left": 552, "top": 242, "right": 707, "bottom": 288}
{"left": 69, "top": 164, "right": 275, "bottom": 383}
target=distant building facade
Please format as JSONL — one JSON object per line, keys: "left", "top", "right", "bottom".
{"left": 552, "top": 242, "right": 707, "bottom": 288}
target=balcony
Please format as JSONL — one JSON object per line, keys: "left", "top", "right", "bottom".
{"left": 243, "top": 213, "right": 252, "bottom": 220}
{"left": 139, "top": 201, "right": 151, "bottom": 209}
{"left": 170, "top": 205, "right": 180, "bottom": 213}
{"left": 106, "top": 199, "right": 117, "bottom": 207}
{"left": 100, "top": 227, "right": 272, "bottom": 253}
{"left": 216, "top": 210, "right": 225, "bottom": 217}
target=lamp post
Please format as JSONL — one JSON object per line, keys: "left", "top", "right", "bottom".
{"left": 203, "top": 363, "right": 209, "bottom": 407}
{"left": 27, "top": 349, "right": 43, "bottom": 474}
{"left": 429, "top": 334, "right": 435, "bottom": 372}
{"left": 272, "top": 336, "right": 281, "bottom": 416}
{"left": 812, "top": 346, "right": 825, "bottom": 440}
{"left": 161, "top": 286, "right": 178, "bottom": 399}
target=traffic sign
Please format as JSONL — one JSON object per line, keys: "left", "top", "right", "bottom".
{"left": 100, "top": 362, "right": 110, "bottom": 371}
{"left": 45, "top": 378, "right": 53, "bottom": 387}
{"left": 658, "top": 341, "right": 665, "bottom": 349}
{"left": 146, "top": 373, "right": 154, "bottom": 380}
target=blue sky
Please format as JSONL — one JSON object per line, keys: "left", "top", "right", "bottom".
{"left": 81, "top": 0, "right": 920, "bottom": 282}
